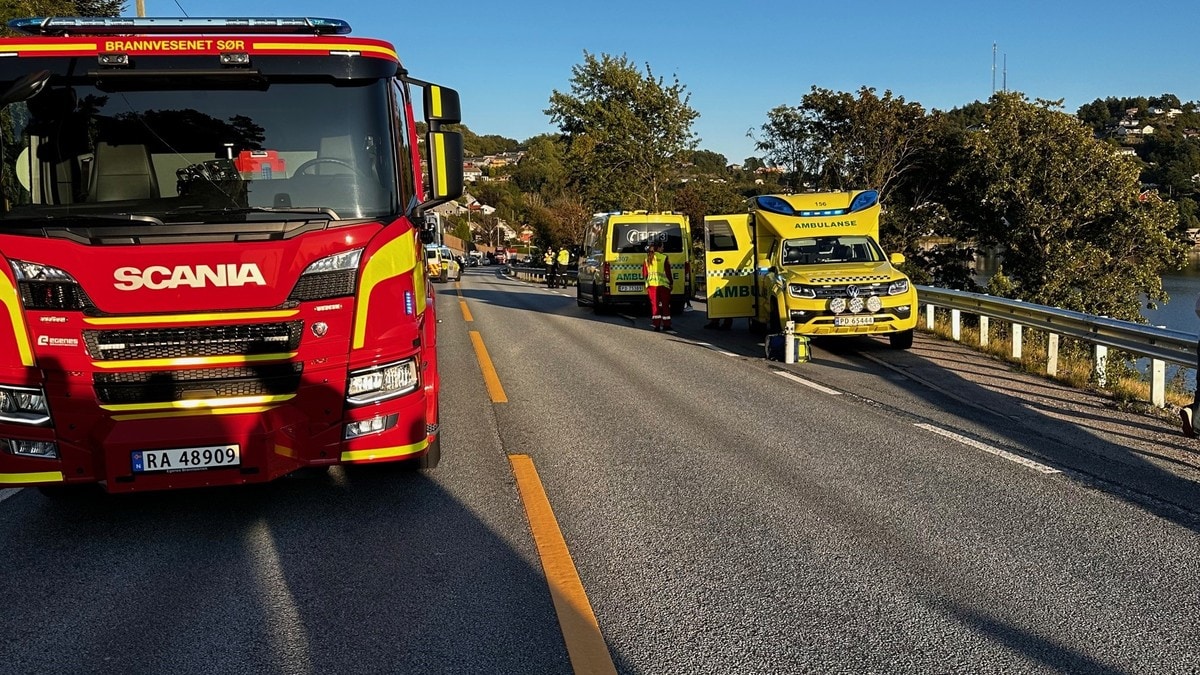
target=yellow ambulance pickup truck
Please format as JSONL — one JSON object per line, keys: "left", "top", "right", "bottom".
{"left": 704, "top": 190, "right": 917, "bottom": 349}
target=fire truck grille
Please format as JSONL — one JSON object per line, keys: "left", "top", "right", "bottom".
{"left": 83, "top": 322, "right": 304, "bottom": 361}
{"left": 288, "top": 270, "right": 357, "bottom": 302}
{"left": 94, "top": 363, "right": 304, "bottom": 405}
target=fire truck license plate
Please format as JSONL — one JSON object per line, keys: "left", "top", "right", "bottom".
{"left": 834, "top": 316, "right": 874, "bottom": 326}
{"left": 132, "top": 445, "right": 241, "bottom": 473}
{"left": 617, "top": 284, "right": 643, "bottom": 292}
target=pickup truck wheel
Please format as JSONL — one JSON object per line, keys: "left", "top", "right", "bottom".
{"left": 890, "top": 329, "right": 914, "bottom": 350}
{"left": 769, "top": 299, "right": 783, "bottom": 334}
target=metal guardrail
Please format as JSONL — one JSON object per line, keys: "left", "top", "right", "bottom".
{"left": 506, "top": 265, "right": 578, "bottom": 286}
{"left": 917, "top": 285, "right": 1197, "bottom": 407}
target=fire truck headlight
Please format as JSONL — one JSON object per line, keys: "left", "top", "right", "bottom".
{"left": 346, "top": 359, "right": 420, "bottom": 405}
{"left": 10, "top": 260, "right": 88, "bottom": 310}
{"left": 303, "top": 249, "right": 364, "bottom": 275}
{"left": 2, "top": 438, "right": 58, "bottom": 459}
{"left": 344, "top": 413, "right": 399, "bottom": 439}
{"left": 829, "top": 297, "right": 846, "bottom": 314}
{"left": 788, "top": 284, "right": 816, "bottom": 299}
{"left": 866, "top": 295, "right": 883, "bottom": 312}
{"left": 0, "top": 385, "right": 51, "bottom": 425}
{"left": 289, "top": 248, "right": 364, "bottom": 302}
{"left": 888, "top": 278, "right": 910, "bottom": 296}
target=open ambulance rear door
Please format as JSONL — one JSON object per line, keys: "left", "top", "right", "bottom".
{"left": 704, "top": 214, "right": 757, "bottom": 319}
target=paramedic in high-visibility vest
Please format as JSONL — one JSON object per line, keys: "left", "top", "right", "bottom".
{"left": 543, "top": 248, "right": 557, "bottom": 288}
{"left": 557, "top": 246, "right": 571, "bottom": 284}
{"left": 642, "top": 239, "right": 673, "bottom": 332}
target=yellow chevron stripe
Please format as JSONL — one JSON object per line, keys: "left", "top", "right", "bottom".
{"left": 92, "top": 352, "right": 296, "bottom": 370}
{"left": 100, "top": 394, "right": 294, "bottom": 413}
{"left": 341, "top": 438, "right": 427, "bottom": 462}
{"left": 84, "top": 309, "right": 297, "bottom": 326}
{"left": 0, "top": 471, "right": 64, "bottom": 484}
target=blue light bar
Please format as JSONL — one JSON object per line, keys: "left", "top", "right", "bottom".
{"left": 7, "top": 16, "right": 352, "bottom": 36}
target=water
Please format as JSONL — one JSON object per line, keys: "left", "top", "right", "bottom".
{"left": 1144, "top": 257, "right": 1200, "bottom": 334}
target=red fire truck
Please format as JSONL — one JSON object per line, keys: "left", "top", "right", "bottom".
{"left": 0, "top": 16, "right": 464, "bottom": 493}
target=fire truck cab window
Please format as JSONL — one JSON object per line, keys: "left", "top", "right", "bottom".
{"left": 0, "top": 79, "right": 398, "bottom": 221}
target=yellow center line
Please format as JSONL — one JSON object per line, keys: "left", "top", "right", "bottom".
{"left": 509, "top": 454, "right": 616, "bottom": 675}
{"left": 460, "top": 299, "right": 474, "bottom": 322}
{"left": 469, "top": 330, "right": 508, "bottom": 403}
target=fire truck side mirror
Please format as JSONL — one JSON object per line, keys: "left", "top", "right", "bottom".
{"left": 0, "top": 69, "right": 51, "bottom": 107}
{"left": 424, "top": 129, "right": 464, "bottom": 203}
{"left": 422, "top": 85, "right": 461, "bottom": 127}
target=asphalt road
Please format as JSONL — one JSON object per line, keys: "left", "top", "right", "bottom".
{"left": 2, "top": 264, "right": 1199, "bottom": 674}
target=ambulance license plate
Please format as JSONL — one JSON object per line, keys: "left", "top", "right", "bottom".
{"left": 834, "top": 316, "right": 874, "bottom": 326}
{"left": 617, "top": 284, "right": 643, "bottom": 292}
{"left": 132, "top": 445, "right": 241, "bottom": 473}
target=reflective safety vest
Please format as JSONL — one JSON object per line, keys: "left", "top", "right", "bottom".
{"left": 557, "top": 248, "right": 570, "bottom": 266}
{"left": 644, "top": 253, "right": 671, "bottom": 287}
{"left": 544, "top": 251, "right": 554, "bottom": 266}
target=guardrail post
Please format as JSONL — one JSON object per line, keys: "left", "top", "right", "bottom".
{"left": 1094, "top": 345, "right": 1108, "bottom": 387}
{"left": 1012, "top": 323, "right": 1023, "bottom": 360}
{"left": 925, "top": 303, "right": 935, "bottom": 330}
{"left": 1151, "top": 359, "right": 1166, "bottom": 407}
{"left": 979, "top": 316, "right": 989, "bottom": 348}
{"left": 951, "top": 309, "right": 961, "bottom": 342}
{"left": 1046, "top": 333, "right": 1059, "bottom": 377}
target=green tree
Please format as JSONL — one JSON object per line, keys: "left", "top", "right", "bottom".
{"left": 546, "top": 51, "right": 699, "bottom": 212}
{"left": 511, "top": 133, "right": 567, "bottom": 198}
{"left": 955, "top": 91, "right": 1188, "bottom": 320}
{"left": 751, "top": 105, "right": 811, "bottom": 190}
{"left": 1, "top": 1, "right": 123, "bottom": 34}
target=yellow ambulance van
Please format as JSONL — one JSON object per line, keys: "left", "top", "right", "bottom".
{"left": 577, "top": 211, "right": 693, "bottom": 313}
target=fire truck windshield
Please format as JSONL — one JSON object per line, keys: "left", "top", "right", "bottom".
{"left": 0, "top": 78, "right": 397, "bottom": 223}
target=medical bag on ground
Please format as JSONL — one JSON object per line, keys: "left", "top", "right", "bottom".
{"left": 765, "top": 333, "right": 810, "bottom": 363}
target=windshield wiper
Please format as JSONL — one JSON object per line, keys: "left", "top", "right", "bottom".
{"left": 167, "top": 206, "right": 340, "bottom": 220}
{"left": 0, "top": 213, "right": 166, "bottom": 227}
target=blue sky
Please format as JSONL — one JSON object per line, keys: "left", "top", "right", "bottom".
{"left": 143, "top": 0, "right": 1199, "bottom": 163}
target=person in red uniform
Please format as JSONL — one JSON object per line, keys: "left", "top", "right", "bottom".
{"left": 643, "top": 240, "right": 673, "bottom": 332}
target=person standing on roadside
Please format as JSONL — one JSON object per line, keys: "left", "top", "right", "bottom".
{"left": 1182, "top": 293, "right": 1200, "bottom": 437}
{"left": 557, "top": 245, "right": 571, "bottom": 287}
{"left": 543, "top": 247, "right": 557, "bottom": 288}
{"left": 643, "top": 240, "right": 673, "bottom": 332}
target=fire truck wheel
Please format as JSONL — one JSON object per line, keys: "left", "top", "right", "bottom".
{"left": 889, "top": 329, "right": 914, "bottom": 350}
{"left": 417, "top": 435, "right": 441, "bottom": 469}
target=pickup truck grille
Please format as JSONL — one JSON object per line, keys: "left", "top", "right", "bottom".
{"left": 83, "top": 321, "right": 304, "bottom": 361}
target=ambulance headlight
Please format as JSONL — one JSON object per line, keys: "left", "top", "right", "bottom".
{"left": 346, "top": 359, "right": 419, "bottom": 404}
{"left": 888, "top": 278, "right": 910, "bottom": 296}
{"left": 866, "top": 295, "right": 882, "bottom": 312}
{"left": 829, "top": 297, "right": 846, "bottom": 314}
{"left": 0, "top": 385, "right": 50, "bottom": 425}
{"left": 788, "top": 283, "right": 816, "bottom": 299}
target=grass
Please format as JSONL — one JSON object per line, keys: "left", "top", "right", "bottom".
{"left": 920, "top": 314, "right": 1193, "bottom": 415}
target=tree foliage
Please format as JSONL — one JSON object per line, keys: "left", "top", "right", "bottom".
{"left": 546, "top": 51, "right": 698, "bottom": 212}
{"left": 955, "top": 92, "right": 1188, "bottom": 320}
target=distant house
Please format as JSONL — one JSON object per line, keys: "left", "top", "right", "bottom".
{"left": 462, "top": 163, "right": 483, "bottom": 183}
{"left": 1114, "top": 146, "right": 1137, "bottom": 156}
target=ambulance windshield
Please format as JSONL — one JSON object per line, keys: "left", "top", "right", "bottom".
{"left": 0, "top": 78, "right": 397, "bottom": 222}
{"left": 782, "top": 236, "right": 884, "bottom": 265}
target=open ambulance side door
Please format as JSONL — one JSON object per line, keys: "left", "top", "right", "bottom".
{"left": 704, "top": 214, "right": 756, "bottom": 319}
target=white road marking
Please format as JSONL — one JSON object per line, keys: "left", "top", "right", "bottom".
{"left": 775, "top": 370, "right": 843, "bottom": 395}
{"left": 915, "top": 423, "right": 1061, "bottom": 474}
{"left": 0, "top": 488, "right": 21, "bottom": 503}
{"left": 681, "top": 339, "right": 738, "bottom": 358}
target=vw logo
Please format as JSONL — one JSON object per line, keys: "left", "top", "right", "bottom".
{"left": 846, "top": 285, "right": 860, "bottom": 298}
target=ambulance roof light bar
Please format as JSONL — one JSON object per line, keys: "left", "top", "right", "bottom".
{"left": 7, "top": 16, "right": 353, "bottom": 37}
